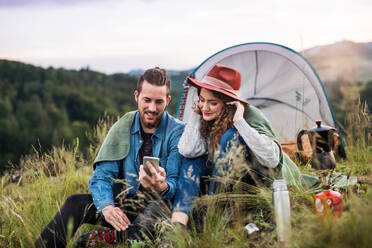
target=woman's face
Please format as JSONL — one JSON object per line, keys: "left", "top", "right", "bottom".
{"left": 198, "top": 88, "right": 224, "bottom": 121}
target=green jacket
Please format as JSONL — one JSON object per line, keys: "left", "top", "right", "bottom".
{"left": 93, "top": 111, "right": 136, "bottom": 168}
{"left": 243, "top": 106, "right": 304, "bottom": 188}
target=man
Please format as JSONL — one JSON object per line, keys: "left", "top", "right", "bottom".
{"left": 35, "top": 67, "right": 184, "bottom": 248}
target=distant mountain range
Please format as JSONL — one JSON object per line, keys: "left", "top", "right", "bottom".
{"left": 129, "top": 40, "right": 372, "bottom": 87}
{"left": 303, "top": 40, "right": 372, "bottom": 84}
{"left": 3, "top": 40, "right": 371, "bottom": 92}
{"left": 1, "top": 40, "right": 371, "bottom": 172}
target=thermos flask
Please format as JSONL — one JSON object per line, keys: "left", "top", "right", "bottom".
{"left": 273, "top": 179, "right": 291, "bottom": 243}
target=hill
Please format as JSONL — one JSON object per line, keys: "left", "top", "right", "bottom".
{"left": 2, "top": 40, "right": 372, "bottom": 173}
{"left": 0, "top": 60, "right": 179, "bottom": 173}
{"left": 304, "top": 40, "right": 372, "bottom": 84}
{"left": 128, "top": 68, "right": 192, "bottom": 94}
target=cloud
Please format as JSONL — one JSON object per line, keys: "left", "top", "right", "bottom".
{"left": 139, "top": 0, "right": 158, "bottom": 3}
{"left": 1, "top": 0, "right": 371, "bottom": 73}
{"left": 0, "top": 0, "right": 105, "bottom": 8}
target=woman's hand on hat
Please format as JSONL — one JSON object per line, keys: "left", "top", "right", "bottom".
{"left": 227, "top": 101, "right": 245, "bottom": 122}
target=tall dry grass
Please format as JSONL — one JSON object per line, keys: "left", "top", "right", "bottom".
{"left": 0, "top": 116, "right": 113, "bottom": 247}
{"left": 336, "top": 87, "right": 372, "bottom": 173}
{"left": 0, "top": 141, "right": 92, "bottom": 247}
{"left": 161, "top": 96, "right": 371, "bottom": 248}
{"left": 0, "top": 98, "right": 371, "bottom": 248}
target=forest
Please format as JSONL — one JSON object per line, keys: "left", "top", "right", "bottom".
{"left": 0, "top": 59, "right": 371, "bottom": 175}
{"left": 0, "top": 59, "right": 186, "bottom": 174}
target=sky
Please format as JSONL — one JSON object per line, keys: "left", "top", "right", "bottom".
{"left": 0, "top": 0, "right": 371, "bottom": 74}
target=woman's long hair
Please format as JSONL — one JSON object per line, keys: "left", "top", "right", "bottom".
{"left": 197, "top": 89, "right": 245, "bottom": 157}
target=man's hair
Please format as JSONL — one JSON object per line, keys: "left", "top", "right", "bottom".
{"left": 137, "top": 67, "right": 170, "bottom": 94}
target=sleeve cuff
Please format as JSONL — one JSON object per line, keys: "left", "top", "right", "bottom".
{"left": 161, "top": 180, "right": 174, "bottom": 200}
{"left": 233, "top": 118, "right": 252, "bottom": 132}
{"left": 159, "top": 184, "right": 170, "bottom": 197}
{"left": 92, "top": 197, "right": 115, "bottom": 212}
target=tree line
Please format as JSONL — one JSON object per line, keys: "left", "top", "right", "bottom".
{"left": 0, "top": 60, "right": 183, "bottom": 174}
{"left": 0, "top": 59, "right": 371, "bottom": 174}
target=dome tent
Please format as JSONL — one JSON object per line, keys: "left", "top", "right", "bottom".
{"left": 176, "top": 42, "right": 337, "bottom": 143}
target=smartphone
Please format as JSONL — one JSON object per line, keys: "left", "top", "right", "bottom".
{"left": 143, "top": 156, "right": 160, "bottom": 176}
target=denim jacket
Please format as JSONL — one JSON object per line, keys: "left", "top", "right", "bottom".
{"left": 88, "top": 111, "right": 184, "bottom": 211}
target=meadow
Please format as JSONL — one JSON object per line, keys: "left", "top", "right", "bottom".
{"left": 0, "top": 100, "right": 371, "bottom": 248}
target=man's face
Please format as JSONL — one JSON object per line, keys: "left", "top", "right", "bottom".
{"left": 135, "top": 80, "right": 171, "bottom": 132}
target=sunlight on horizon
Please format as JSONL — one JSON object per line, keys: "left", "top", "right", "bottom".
{"left": 0, "top": 0, "right": 371, "bottom": 73}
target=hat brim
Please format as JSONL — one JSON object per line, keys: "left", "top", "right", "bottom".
{"left": 187, "top": 77, "right": 249, "bottom": 104}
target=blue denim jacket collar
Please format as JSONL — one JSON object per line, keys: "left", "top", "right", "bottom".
{"left": 131, "top": 111, "right": 168, "bottom": 141}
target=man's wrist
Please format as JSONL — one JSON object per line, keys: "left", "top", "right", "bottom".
{"left": 100, "top": 204, "right": 115, "bottom": 218}
{"left": 102, "top": 204, "right": 115, "bottom": 211}
{"left": 157, "top": 182, "right": 169, "bottom": 195}
{"left": 95, "top": 200, "right": 115, "bottom": 212}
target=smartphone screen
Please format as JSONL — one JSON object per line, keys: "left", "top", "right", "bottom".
{"left": 143, "top": 156, "right": 160, "bottom": 176}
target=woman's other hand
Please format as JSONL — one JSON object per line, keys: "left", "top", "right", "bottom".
{"left": 227, "top": 101, "right": 245, "bottom": 122}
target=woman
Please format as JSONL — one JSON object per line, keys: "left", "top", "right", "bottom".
{"left": 171, "top": 64, "right": 282, "bottom": 226}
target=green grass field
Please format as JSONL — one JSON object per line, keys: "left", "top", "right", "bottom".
{"left": 1, "top": 103, "right": 371, "bottom": 248}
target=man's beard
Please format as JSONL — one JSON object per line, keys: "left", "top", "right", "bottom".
{"left": 140, "top": 110, "right": 162, "bottom": 129}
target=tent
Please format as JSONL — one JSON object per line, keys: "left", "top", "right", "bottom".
{"left": 176, "top": 42, "right": 337, "bottom": 143}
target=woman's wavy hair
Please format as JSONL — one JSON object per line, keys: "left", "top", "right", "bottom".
{"left": 196, "top": 88, "right": 247, "bottom": 156}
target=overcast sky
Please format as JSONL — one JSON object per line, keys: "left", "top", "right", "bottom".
{"left": 1, "top": 0, "right": 371, "bottom": 73}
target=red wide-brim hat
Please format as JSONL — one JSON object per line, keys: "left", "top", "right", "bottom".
{"left": 187, "top": 64, "right": 248, "bottom": 104}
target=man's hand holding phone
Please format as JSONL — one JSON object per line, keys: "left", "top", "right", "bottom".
{"left": 139, "top": 156, "right": 168, "bottom": 193}
{"left": 142, "top": 156, "right": 160, "bottom": 175}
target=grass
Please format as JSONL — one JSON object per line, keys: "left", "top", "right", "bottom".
{"left": 0, "top": 141, "right": 92, "bottom": 247}
{"left": 0, "top": 101, "right": 371, "bottom": 248}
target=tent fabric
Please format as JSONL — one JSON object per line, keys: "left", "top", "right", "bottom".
{"left": 177, "top": 42, "right": 336, "bottom": 142}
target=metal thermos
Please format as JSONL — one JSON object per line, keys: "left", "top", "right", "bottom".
{"left": 273, "top": 179, "right": 291, "bottom": 243}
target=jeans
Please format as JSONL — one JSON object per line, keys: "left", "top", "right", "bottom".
{"left": 173, "top": 128, "right": 249, "bottom": 216}
{"left": 35, "top": 193, "right": 170, "bottom": 248}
